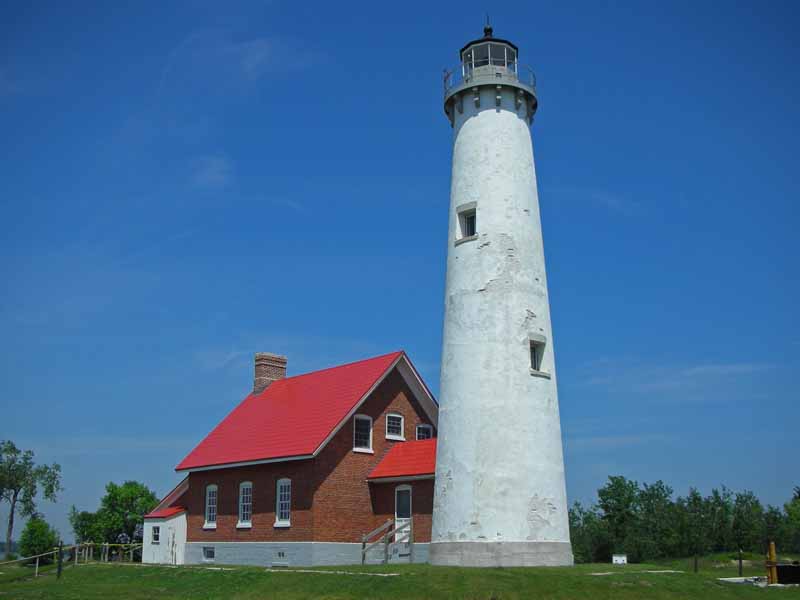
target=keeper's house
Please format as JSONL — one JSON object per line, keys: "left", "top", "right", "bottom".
{"left": 142, "top": 351, "right": 438, "bottom": 567}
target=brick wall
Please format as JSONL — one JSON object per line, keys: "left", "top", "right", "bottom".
{"left": 184, "top": 366, "right": 436, "bottom": 544}
{"left": 185, "top": 460, "right": 314, "bottom": 543}
{"left": 312, "top": 369, "right": 435, "bottom": 542}
{"left": 369, "top": 479, "right": 434, "bottom": 542}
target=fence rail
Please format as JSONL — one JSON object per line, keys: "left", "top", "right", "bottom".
{"left": 0, "top": 541, "right": 144, "bottom": 585}
{"left": 360, "top": 520, "right": 413, "bottom": 565}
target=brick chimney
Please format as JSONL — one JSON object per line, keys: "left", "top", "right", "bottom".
{"left": 253, "top": 352, "right": 287, "bottom": 394}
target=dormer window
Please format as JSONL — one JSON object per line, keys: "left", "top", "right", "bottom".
{"left": 353, "top": 414, "right": 373, "bottom": 453}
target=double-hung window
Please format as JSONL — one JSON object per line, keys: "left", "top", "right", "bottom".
{"left": 238, "top": 481, "right": 253, "bottom": 528}
{"left": 416, "top": 424, "right": 433, "bottom": 440}
{"left": 386, "top": 413, "right": 405, "bottom": 440}
{"left": 275, "top": 478, "right": 291, "bottom": 527}
{"left": 151, "top": 526, "right": 160, "bottom": 544}
{"left": 204, "top": 484, "right": 218, "bottom": 529}
{"left": 353, "top": 415, "right": 373, "bottom": 452}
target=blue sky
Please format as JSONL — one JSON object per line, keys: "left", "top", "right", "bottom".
{"left": 1, "top": 1, "right": 798, "bottom": 541}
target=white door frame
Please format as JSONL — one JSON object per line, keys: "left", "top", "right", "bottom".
{"left": 394, "top": 484, "right": 412, "bottom": 545}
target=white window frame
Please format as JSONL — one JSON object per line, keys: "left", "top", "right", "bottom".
{"left": 416, "top": 424, "right": 433, "bottom": 440}
{"left": 204, "top": 484, "right": 218, "bottom": 529}
{"left": 385, "top": 413, "right": 405, "bottom": 441}
{"left": 275, "top": 478, "right": 291, "bottom": 528}
{"left": 455, "top": 202, "right": 478, "bottom": 244}
{"left": 237, "top": 481, "right": 253, "bottom": 528}
{"left": 202, "top": 546, "right": 215, "bottom": 562}
{"left": 352, "top": 414, "right": 373, "bottom": 453}
{"left": 394, "top": 484, "right": 413, "bottom": 543}
{"left": 529, "top": 334, "right": 550, "bottom": 378}
{"left": 151, "top": 525, "right": 160, "bottom": 545}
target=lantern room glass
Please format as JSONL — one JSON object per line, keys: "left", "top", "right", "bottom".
{"left": 462, "top": 42, "right": 517, "bottom": 79}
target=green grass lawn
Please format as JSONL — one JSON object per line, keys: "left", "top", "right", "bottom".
{"left": 0, "top": 556, "right": 797, "bottom": 599}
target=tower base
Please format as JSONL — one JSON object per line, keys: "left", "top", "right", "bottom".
{"left": 429, "top": 541, "right": 574, "bottom": 568}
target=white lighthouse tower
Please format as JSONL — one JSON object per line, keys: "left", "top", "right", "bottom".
{"left": 430, "top": 26, "right": 573, "bottom": 567}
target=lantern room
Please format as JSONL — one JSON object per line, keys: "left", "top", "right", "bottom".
{"left": 460, "top": 26, "right": 518, "bottom": 76}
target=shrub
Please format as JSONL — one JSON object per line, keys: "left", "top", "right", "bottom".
{"left": 18, "top": 517, "right": 59, "bottom": 563}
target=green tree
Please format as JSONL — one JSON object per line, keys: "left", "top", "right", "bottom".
{"left": 679, "top": 488, "right": 709, "bottom": 557}
{"left": 636, "top": 480, "right": 677, "bottom": 560}
{"left": 785, "top": 495, "right": 800, "bottom": 552}
{"left": 18, "top": 516, "right": 59, "bottom": 562}
{"left": 763, "top": 505, "right": 788, "bottom": 551}
{"left": 86, "top": 481, "right": 158, "bottom": 543}
{"left": 731, "top": 490, "right": 765, "bottom": 552}
{"left": 568, "top": 501, "right": 613, "bottom": 563}
{"left": 706, "top": 486, "right": 734, "bottom": 552}
{"left": 68, "top": 506, "right": 99, "bottom": 544}
{"left": 0, "top": 441, "right": 62, "bottom": 559}
{"left": 597, "top": 476, "right": 640, "bottom": 557}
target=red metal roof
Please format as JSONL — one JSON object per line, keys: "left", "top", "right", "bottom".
{"left": 367, "top": 438, "right": 437, "bottom": 481}
{"left": 144, "top": 506, "right": 186, "bottom": 519}
{"left": 176, "top": 351, "right": 405, "bottom": 471}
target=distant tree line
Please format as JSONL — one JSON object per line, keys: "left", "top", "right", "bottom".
{"left": 570, "top": 476, "right": 800, "bottom": 563}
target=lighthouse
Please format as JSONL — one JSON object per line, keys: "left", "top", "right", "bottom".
{"left": 430, "top": 26, "right": 574, "bottom": 567}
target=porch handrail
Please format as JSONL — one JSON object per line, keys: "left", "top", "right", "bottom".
{"left": 360, "top": 520, "right": 413, "bottom": 565}
{"left": 361, "top": 519, "right": 393, "bottom": 543}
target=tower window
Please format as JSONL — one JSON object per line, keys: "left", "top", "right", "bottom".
{"left": 461, "top": 211, "right": 476, "bottom": 237}
{"left": 530, "top": 338, "right": 545, "bottom": 372}
{"left": 456, "top": 203, "right": 478, "bottom": 243}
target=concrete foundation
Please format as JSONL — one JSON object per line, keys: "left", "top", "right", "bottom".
{"left": 430, "top": 541, "right": 573, "bottom": 567}
{"left": 184, "top": 541, "right": 429, "bottom": 567}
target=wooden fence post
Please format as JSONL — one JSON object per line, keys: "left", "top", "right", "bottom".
{"left": 361, "top": 536, "right": 366, "bottom": 566}
{"left": 383, "top": 531, "right": 390, "bottom": 565}
{"left": 35, "top": 556, "right": 39, "bottom": 577}
{"left": 409, "top": 520, "right": 414, "bottom": 564}
{"left": 768, "top": 541, "right": 778, "bottom": 584}
{"left": 74, "top": 544, "right": 78, "bottom": 566}
{"left": 57, "top": 542, "right": 63, "bottom": 578}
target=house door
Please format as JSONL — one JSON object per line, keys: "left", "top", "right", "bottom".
{"left": 394, "top": 485, "right": 412, "bottom": 546}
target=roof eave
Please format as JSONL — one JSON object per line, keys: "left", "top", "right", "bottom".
{"left": 367, "top": 474, "right": 435, "bottom": 483}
